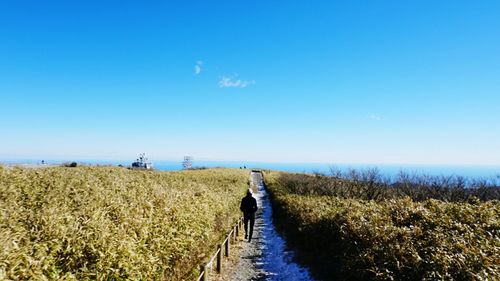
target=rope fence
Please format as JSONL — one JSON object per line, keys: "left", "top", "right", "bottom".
{"left": 195, "top": 216, "right": 244, "bottom": 281}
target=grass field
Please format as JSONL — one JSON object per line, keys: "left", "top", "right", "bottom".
{"left": 0, "top": 166, "right": 249, "bottom": 280}
{"left": 265, "top": 171, "right": 500, "bottom": 281}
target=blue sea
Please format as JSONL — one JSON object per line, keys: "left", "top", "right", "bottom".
{"left": 156, "top": 161, "right": 499, "bottom": 180}
{"left": 2, "top": 159, "right": 500, "bottom": 180}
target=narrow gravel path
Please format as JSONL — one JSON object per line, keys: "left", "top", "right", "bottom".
{"left": 222, "top": 171, "right": 316, "bottom": 281}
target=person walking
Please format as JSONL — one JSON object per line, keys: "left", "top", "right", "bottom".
{"left": 240, "top": 188, "right": 258, "bottom": 242}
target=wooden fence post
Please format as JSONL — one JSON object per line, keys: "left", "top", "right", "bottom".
{"left": 216, "top": 245, "right": 222, "bottom": 273}
{"left": 203, "top": 263, "right": 210, "bottom": 281}
{"left": 240, "top": 218, "right": 244, "bottom": 238}
{"left": 194, "top": 218, "right": 245, "bottom": 280}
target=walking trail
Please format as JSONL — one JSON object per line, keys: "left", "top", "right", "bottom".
{"left": 216, "top": 171, "right": 316, "bottom": 281}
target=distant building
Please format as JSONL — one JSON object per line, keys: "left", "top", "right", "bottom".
{"left": 131, "top": 153, "right": 153, "bottom": 170}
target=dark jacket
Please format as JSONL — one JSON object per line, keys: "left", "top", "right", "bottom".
{"left": 240, "top": 195, "right": 258, "bottom": 214}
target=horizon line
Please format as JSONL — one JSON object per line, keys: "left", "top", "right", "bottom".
{"left": 1, "top": 158, "right": 500, "bottom": 168}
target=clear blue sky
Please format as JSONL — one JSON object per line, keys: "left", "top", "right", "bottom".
{"left": 1, "top": 0, "right": 499, "bottom": 165}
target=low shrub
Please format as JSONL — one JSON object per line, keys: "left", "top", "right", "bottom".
{"left": 265, "top": 171, "right": 500, "bottom": 281}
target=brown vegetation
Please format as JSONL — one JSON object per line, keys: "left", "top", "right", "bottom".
{"left": 265, "top": 170, "right": 500, "bottom": 280}
{"left": 0, "top": 166, "right": 249, "bottom": 280}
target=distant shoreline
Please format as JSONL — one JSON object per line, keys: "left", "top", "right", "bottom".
{"left": 1, "top": 163, "right": 58, "bottom": 169}
{"left": 1, "top": 160, "right": 499, "bottom": 179}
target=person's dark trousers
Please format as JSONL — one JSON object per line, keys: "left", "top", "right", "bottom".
{"left": 244, "top": 212, "right": 255, "bottom": 241}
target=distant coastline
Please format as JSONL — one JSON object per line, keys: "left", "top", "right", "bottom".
{"left": 1, "top": 160, "right": 499, "bottom": 179}
{"left": 1, "top": 163, "right": 58, "bottom": 169}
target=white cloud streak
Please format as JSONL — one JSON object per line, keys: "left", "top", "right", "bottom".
{"left": 194, "top": 61, "right": 203, "bottom": 75}
{"left": 218, "top": 75, "right": 255, "bottom": 88}
{"left": 368, "top": 114, "right": 383, "bottom": 121}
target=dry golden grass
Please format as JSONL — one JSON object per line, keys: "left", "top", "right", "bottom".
{"left": 265, "top": 171, "right": 500, "bottom": 281}
{"left": 0, "top": 166, "right": 249, "bottom": 280}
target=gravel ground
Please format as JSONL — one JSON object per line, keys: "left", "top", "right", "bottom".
{"left": 216, "top": 172, "right": 316, "bottom": 281}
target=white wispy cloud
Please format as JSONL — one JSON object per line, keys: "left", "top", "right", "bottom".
{"left": 368, "top": 114, "right": 383, "bottom": 121}
{"left": 194, "top": 61, "right": 203, "bottom": 75}
{"left": 218, "top": 75, "right": 255, "bottom": 88}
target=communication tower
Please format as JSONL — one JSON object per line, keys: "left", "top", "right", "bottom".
{"left": 182, "top": 156, "right": 193, "bottom": 170}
